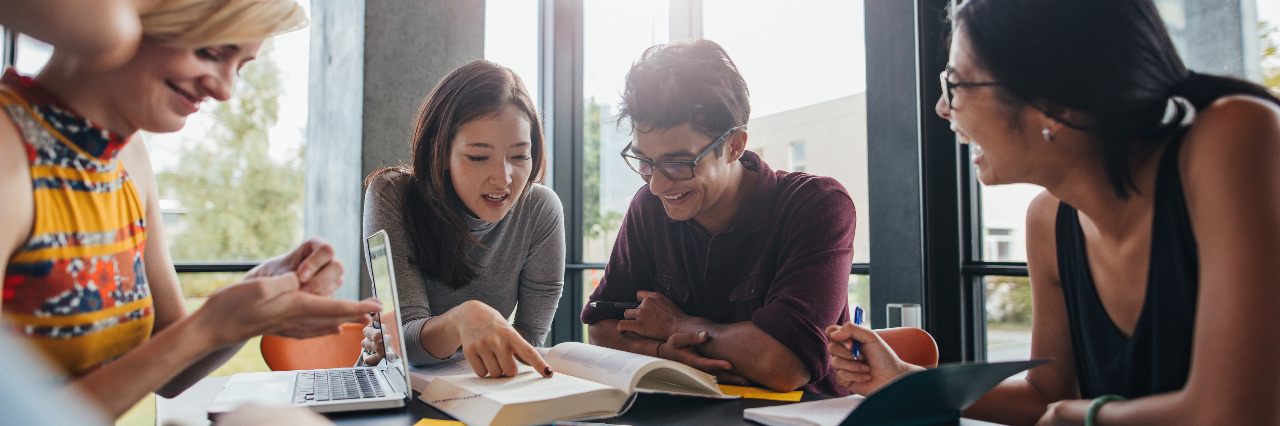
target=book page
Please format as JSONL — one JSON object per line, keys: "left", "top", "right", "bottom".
{"left": 422, "top": 366, "right": 619, "bottom": 405}
{"left": 743, "top": 395, "right": 866, "bottom": 426}
{"left": 544, "top": 342, "right": 725, "bottom": 397}
{"left": 419, "top": 367, "right": 629, "bottom": 426}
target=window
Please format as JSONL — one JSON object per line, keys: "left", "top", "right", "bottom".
{"left": 789, "top": 141, "right": 806, "bottom": 173}
{"left": 484, "top": 0, "right": 540, "bottom": 104}
{"left": 581, "top": 2, "right": 668, "bottom": 264}
{"left": 14, "top": 33, "right": 51, "bottom": 75}
{"left": 146, "top": 7, "right": 311, "bottom": 264}
{"left": 704, "top": 0, "right": 870, "bottom": 264}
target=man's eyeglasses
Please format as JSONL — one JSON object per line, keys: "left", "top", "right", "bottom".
{"left": 940, "top": 69, "right": 1002, "bottom": 110}
{"left": 620, "top": 126, "right": 743, "bottom": 182}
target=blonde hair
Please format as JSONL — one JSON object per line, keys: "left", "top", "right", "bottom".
{"left": 140, "top": 0, "right": 307, "bottom": 48}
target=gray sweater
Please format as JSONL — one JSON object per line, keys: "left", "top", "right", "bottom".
{"left": 363, "top": 171, "right": 565, "bottom": 366}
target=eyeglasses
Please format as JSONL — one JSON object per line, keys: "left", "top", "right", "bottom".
{"left": 620, "top": 126, "right": 742, "bottom": 181}
{"left": 939, "top": 69, "right": 1003, "bottom": 110}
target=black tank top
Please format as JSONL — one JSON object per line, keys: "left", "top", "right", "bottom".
{"left": 1055, "top": 135, "right": 1200, "bottom": 399}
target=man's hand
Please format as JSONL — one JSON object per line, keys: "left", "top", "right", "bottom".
{"left": 617, "top": 290, "right": 691, "bottom": 341}
{"left": 657, "top": 331, "right": 734, "bottom": 373}
{"left": 244, "top": 238, "right": 343, "bottom": 296}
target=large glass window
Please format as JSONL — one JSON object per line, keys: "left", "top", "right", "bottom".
{"left": 484, "top": 0, "right": 540, "bottom": 104}
{"left": 704, "top": 0, "right": 871, "bottom": 265}
{"left": 145, "top": 8, "right": 311, "bottom": 264}
{"left": 581, "top": 2, "right": 668, "bottom": 264}
{"left": 14, "top": 34, "right": 51, "bottom": 75}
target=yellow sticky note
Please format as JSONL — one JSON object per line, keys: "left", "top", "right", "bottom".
{"left": 414, "top": 419, "right": 466, "bottom": 426}
{"left": 717, "top": 384, "right": 804, "bottom": 401}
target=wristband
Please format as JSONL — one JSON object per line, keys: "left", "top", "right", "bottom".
{"left": 1085, "top": 394, "right": 1125, "bottom": 426}
{"left": 655, "top": 342, "right": 664, "bottom": 358}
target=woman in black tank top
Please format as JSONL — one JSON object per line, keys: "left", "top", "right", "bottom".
{"left": 825, "top": 0, "right": 1280, "bottom": 424}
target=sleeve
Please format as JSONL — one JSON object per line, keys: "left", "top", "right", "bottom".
{"left": 750, "top": 183, "right": 856, "bottom": 383}
{"left": 511, "top": 186, "right": 566, "bottom": 347}
{"left": 362, "top": 172, "right": 442, "bottom": 365}
{"left": 580, "top": 186, "right": 656, "bottom": 325}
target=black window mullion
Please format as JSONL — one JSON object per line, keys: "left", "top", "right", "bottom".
{"left": 544, "top": 0, "right": 585, "bottom": 346}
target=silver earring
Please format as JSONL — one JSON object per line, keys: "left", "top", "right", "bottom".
{"left": 1041, "top": 128, "right": 1055, "bottom": 142}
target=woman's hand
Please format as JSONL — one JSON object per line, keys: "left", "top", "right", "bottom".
{"left": 244, "top": 238, "right": 343, "bottom": 296}
{"left": 1034, "top": 399, "right": 1088, "bottom": 426}
{"left": 825, "top": 322, "right": 922, "bottom": 395}
{"left": 196, "top": 272, "right": 381, "bottom": 346}
{"left": 453, "top": 300, "right": 553, "bottom": 379}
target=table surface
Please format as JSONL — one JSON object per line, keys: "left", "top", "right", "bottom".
{"left": 159, "top": 376, "right": 1000, "bottom": 426}
{"left": 157, "top": 376, "right": 820, "bottom": 426}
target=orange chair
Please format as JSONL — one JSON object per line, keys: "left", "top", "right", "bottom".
{"left": 260, "top": 322, "right": 367, "bottom": 371}
{"left": 875, "top": 327, "right": 939, "bottom": 368}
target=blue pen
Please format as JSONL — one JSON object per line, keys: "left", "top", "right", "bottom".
{"left": 851, "top": 306, "right": 864, "bottom": 359}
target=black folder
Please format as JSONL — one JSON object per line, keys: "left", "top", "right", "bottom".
{"left": 841, "top": 359, "right": 1051, "bottom": 425}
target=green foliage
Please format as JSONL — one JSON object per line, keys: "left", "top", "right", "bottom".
{"left": 583, "top": 98, "right": 624, "bottom": 240}
{"left": 157, "top": 41, "right": 303, "bottom": 262}
{"left": 985, "top": 276, "right": 1033, "bottom": 325}
{"left": 1262, "top": 21, "right": 1280, "bottom": 95}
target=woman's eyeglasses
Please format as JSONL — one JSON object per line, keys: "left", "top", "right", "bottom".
{"left": 940, "top": 69, "right": 1003, "bottom": 110}
{"left": 620, "top": 126, "right": 743, "bottom": 181}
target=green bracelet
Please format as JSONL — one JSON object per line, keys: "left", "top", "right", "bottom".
{"left": 1085, "top": 394, "right": 1126, "bottom": 426}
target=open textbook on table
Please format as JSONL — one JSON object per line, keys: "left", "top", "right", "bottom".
{"left": 745, "top": 359, "right": 1050, "bottom": 426}
{"left": 411, "top": 341, "right": 735, "bottom": 425}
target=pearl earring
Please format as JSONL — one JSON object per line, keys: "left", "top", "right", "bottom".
{"left": 1041, "top": 128, "right": 1055, "bottom": 142}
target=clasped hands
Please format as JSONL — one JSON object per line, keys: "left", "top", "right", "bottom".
{"left": 616, "top": 290, "right": 746, "bottom": 385}
{"left": 196, "top": 238, "right": 381, "bottom": 346}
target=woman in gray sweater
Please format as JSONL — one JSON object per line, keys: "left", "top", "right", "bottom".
{"left": 361, "top": 60, "right": 565, "bottom": 379}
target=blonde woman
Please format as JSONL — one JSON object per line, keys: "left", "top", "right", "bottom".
{"left": 0, "top": 0, "right": 379, "bottom": 419}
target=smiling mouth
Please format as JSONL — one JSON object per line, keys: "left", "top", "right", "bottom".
{"left": 483, "top": 194, "right": 509, "bottom": 202}
{"left": 661, "top": 192, "right": 689, "bottom": 200}
{"left": 166, "top": 81, "right": 200, "bottom": 104}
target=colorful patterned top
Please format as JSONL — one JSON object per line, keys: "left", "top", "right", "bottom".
{"left": 0, "top": 68, "right": 153, "bottom": 376}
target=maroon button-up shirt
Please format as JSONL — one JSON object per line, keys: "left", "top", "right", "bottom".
{"left": 582, "top": 151, "right": 855, "bottom": 396}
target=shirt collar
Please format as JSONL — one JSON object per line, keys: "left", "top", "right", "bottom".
{"left": 734, "top": 150, "right": 777, "bottom": 233}
{"left": 666, "top": 150, "right": 777, "bottom": 234}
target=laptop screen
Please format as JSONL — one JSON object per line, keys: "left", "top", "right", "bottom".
{"left": 365, "top": 230, "right": 410, "bottom": 394}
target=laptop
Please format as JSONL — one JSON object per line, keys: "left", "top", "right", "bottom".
{"left": 207, "top": 229, "right": 411, "bottom": 416}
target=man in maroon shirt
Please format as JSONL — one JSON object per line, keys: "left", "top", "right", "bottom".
{"left": 580, "top": 39, "right": 856, "bottom": 396}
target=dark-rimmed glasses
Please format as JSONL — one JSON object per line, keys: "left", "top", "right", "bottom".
{"left": 620, "top": 126, "right": 743, "bottom": 181}
{"left": 940, "top": 69, "right": 1002, "bottom": 110}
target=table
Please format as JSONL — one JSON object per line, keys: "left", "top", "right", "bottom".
{"left": 159, "top": 376, "right": 1001, "bottom": 425}
{"left": 158, "top": 376, "right": 826, "bottom": 426}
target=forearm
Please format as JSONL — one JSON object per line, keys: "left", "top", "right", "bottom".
{"left": 156, "top": 340, "right": 246, "bottom": 398}
{"left": 963, "top": 378, "right": 1052, "bottom": 426}
{"left": 678, "top": 319, "right": 809, "bottom": 391}
{"left": 588, "top": 320, "right": 661, "bottom": 356}
{"left": 73, "top": 316, "right": 220, "bottom": 418}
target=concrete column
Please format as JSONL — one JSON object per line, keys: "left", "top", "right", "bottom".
{"left": 307, "top": 0, "right": 485, "bottom": 300}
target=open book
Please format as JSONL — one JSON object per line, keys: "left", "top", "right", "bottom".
{"left": 415, "top": 342, "right": 735, "bottom": 426}
{"left": 744, "top": 359, "right": 1050, "bottom": 426}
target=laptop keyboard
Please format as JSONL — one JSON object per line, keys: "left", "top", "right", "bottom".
{"left": 293, "top": 369, "right": 387, "bottom": 403}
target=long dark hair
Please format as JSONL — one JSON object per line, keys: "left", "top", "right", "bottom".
{"left": 365, "top": 60, "right": 546, "bottom": 289}
{"left": 952, "top": 0, "right": 1280, "bottom": 198}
